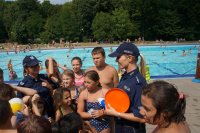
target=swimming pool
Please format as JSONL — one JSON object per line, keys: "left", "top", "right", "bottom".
{"left": 0, "top": 44, "right": 199, "bottom": 82}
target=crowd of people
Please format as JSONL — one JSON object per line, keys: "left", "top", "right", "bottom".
{"left": 0, "top": 42, "right": 190, "bottom": 133}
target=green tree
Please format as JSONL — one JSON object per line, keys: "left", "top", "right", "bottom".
{"left": 92, "top": 12, "right": 113, "bottom": 41}
{"left": 155, "top": 10, "right": 182, "bottom": 40}
{"left": 60, "top": 3, "right": 79, "bottom": 41}
{"left": 112, "top": 8, "right": 139, "bottom": 40}
{"left": 40, "top": 1, "right": 60, "bottom": 18}
{"left": 175, "top": 0, "right": 200, "bottom": 40}
{"left": 3, "top": 2, "right": 17, "bottom": 41}
{"left": 0, "top": 0, "right": 7, "bottom": 42}
{"left": 7, "top": 0, "right": 44, "bottom": 43}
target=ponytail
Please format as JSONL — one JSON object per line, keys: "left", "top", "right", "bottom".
{"left": 172, "top": 92, "right": 186, "bottom": 123}
{"left": 139, "top": 54, "right": 146, "bottom": 78}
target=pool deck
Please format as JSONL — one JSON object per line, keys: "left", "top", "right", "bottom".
{"left": 146, "top": 78, "right": 200, "bottom": 133}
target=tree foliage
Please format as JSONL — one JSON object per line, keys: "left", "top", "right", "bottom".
{"left": 0, "top": 0, "right": 199, "bottom": 44}
{"left": 92, "top": 12, "right": 113, "bottom": 41}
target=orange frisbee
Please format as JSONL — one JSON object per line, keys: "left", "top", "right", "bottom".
{"left": 105, "top": 88, "right": 130, "bottom": 113}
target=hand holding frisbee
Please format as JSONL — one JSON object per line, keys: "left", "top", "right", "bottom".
{"left": 105, "top": 88, "right": 130, "bottom": 113}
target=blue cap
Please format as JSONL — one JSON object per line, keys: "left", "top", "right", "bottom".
{"left": 23, "top": 55, "right": 41, "bottom": 67}
{"left": 109, "top": 42, "right": 140, "bottom": 57}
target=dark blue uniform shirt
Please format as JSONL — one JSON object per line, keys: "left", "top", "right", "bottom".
{"left": 116, "top": 68, "right": 147, "bottom": 127}
{"left": 17, "top": 74, "right": 54, "bottom": 117}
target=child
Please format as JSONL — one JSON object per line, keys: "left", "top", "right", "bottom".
{"left": 71, "top": 57, "right": 85, "bottom": 87}
{"left": 0, "top": 99, "right": 17, "bottom": 133}
{"left": 61, "top": 69, "right": 82, "bottom": 105}
{"left": 53, "top": 87, "right": 74, "bottom": 122}
{"left": 77, "top": 70, "right": 110, "bottom": 133}
{"left": 45, "top": 57, "right": 62, "bottom": 88}
{"left": 7, "top": 59, "right": 17, "bottom": 80}
{"left": 0, "top": 83, "right": 15, "bottom": 100}
{"left": 25, "top": 94, "right": 47, "bottom": 117}
{"left": 140, "top": 80, "right": 191, "bottom": 133}
{"left": 17, "top": 114, "right": 52, "bottom": 133}
{"left": 57, "top": 112, "right": 85, "bottom": 133}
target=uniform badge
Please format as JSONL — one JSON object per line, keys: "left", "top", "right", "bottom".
{"left": 124, "top": 85, "right": 130, "bottom": 91}
{"left": 19, "top": 81, "right": 24, "bottom": 86}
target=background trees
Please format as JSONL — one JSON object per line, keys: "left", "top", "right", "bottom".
{"left": 0, "top": 0, "right": 199, "bottom": 44}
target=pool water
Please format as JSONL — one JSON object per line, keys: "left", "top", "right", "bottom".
{"left": 0, "top": 44, "right": 199, "bottom": 82}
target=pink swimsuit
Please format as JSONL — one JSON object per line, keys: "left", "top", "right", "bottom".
{"left": 75, "top": 76, "right": 84, "bottom": 87}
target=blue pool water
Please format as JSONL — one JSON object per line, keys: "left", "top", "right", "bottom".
{"left": 0, "top": 44, "right": 199, "bottom": 82}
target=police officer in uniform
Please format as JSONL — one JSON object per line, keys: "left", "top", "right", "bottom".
{"left": 17, "top": 55, "right": 54, "bottom": 118}
{"left": 105, "top": 42, "right": 147, "bottom": 133}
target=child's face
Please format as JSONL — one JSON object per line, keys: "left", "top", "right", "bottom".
{"left": 62, "top": 75, "right": 74, "bottom": 87}
{"left": 62, "top": 91, "right": 71, "bottom": 106}
{"left": 71, "top": 59, "right": 81, "bottom": 73}
{"left": 140, "top": 95, "right": 160, "bottom": 125}
{"left": 0, "top": 73, "right": 4, "bottom": 83}
{"left": 84, "top": 76, "right": 98, "bottom": 91}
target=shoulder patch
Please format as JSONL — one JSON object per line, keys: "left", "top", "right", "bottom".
{"left": 136, "top": 76, "right": 140, "bottom": 83}
{"left": 19, "top": 81, "right": 24, "bottom": 86}
{"left": 124, "top": 85, "right": 130, "bottom": 91}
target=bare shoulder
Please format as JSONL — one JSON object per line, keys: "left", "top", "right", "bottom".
{"left": 79, "top": 89, "right": 87, "bottom": 99}
{"left": 106, "top": 64, "right": 117, "bottom": 72}
{"left": 86, "top": 66, "right": 96, "bottom": 72}
{"left": 0, "top": 130, "right": 17, "bottom": 133}
{"left": 157, "top": 122, "right": 191, "bottom": 133}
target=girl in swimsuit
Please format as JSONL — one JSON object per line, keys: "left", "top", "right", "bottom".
{"left": 140, "top": 81, "right": 191, "bottom": 133}
{"left": 71, "top": 57, "right": 85, "bottom": 87}
{"left": 61, "top": 69, "right": 83, "bottom": 110}
{"left": 77, "top": 70, "right": 111, "bottom": 133}
{"left": 53, "top": 87, "right": 74, "bottom": 122}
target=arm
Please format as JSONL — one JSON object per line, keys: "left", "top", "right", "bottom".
{"left": 55, "top": 109, "right": 62, "bottom": 122}
{"left": 105, "top": 105, "right": 145, "bottom": 123}
{"left": 31, "top": 94, "right": 42, "bottom": 116}
{"left": 10, "top": 85, "right": 37, "bottom": 96}
{"left": 57, "top": 63, "right": 67, "bottom": 71}
{"left": 48, "top": 57, "right": 54, "bottom": 75}
{"left": 77, "top": 91, "right": 92, "bottom": 119}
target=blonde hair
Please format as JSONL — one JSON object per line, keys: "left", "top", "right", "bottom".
{"left": 139, "top": 54, "right": 146, "bottom": 78}
{"left": 61, "top": 69, "right": 75, "bottom": 80}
